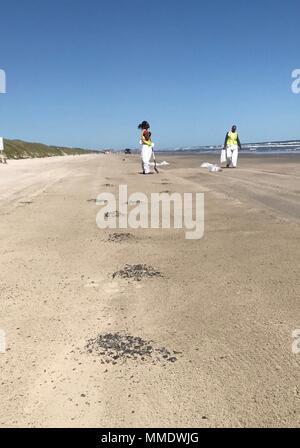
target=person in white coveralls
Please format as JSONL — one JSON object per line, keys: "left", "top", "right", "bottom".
{"left": 221, "top": 125, "right": 242, "bottom": 168}
{"left": 138, "top": 121, "right": 154, "bottom": 175}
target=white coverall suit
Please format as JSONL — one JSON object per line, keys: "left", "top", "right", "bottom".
{"left": 140, "top": 131, "right": 154, "bottom": 174}
{"left": 221, "top": 131, "right": 240, "bottom": 168}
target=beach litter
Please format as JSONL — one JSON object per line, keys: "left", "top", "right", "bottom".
{"left": 112, "top": 264, "right": 162, "bottom": 281}
{"left": 201, "top": 162, "right": 223, "bottom": 172}
{"left": 85, "top": 332, "right": 181, "bottom": 365}
{"left": 209, "top": 165, "right": 223, "bottom": 172}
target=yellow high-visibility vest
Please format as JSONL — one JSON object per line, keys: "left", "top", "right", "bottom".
{"left": 226, "top": 131, "right": 238, "bottom": 146}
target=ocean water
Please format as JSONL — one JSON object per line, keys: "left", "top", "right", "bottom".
{"left": 169, "top": 141, "right": 300, "bottom": 154}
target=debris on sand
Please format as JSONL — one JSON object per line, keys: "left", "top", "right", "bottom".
{"left": 127, "top": 200, "right": 143, "bottom": 205}
{"left": 201, "top": 162, "right": 223, "bottom": 173}
{"left": 107, "top": 233, "right": 134, "bottom": 243}
{"left": 85, "top": 332, "right": 181, "bottom": 365}
{"left": 112, "top": 264, "right": 162, "bottom": 281}
{"left": 87, "top": 198, "right": 97, "bottom": 203}
{"left": 105, "top": 211, "right": 120, "bottom": 218}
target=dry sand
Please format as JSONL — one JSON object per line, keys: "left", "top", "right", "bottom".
{"left": 0, "top": 152, "right": 299, "bottom": 428}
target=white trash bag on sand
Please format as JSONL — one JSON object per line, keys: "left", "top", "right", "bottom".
{"left": 201, "top": 162, "right": 213, "bottom": 169}
{"left": 209, "top": 165, "right": 222, "bottom": 172}
{"left": 201, "top": 162, "right": 223, "bottom": 173}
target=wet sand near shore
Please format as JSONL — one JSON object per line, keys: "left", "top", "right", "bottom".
{"left": 162, "top": 153, "right": 300, "bottom": 221}
{"left": 0, "top": 153, "right": 299, "bottom": 428}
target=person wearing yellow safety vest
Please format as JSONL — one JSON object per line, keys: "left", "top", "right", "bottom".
{"left": 138, "top": 121, "right": 154, "bottom": 174}
{"left": 221, "top": 125, "right": 242, "bottom": 168}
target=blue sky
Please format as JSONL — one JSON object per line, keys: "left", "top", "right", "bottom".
{"left": 0, "top": 0, "right": 299, "bottom": 149}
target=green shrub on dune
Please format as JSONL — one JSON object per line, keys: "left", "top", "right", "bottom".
{"left": 3, "top": 139, "right": 96, "bottom": 159}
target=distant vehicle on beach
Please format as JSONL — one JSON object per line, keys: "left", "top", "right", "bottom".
{"left": 124, "top": 148, "right": 132, "bottom": 155}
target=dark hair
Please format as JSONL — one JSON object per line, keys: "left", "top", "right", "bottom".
{"left": 138, "top": 121, "right": 150, "bottom": 130}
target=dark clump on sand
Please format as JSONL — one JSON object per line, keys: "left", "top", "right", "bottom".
{"left": 112, "top": 264, "right": 163, "bottom": 281}
{"left": 107, "top": 233, "right": 134, "bottom": 243}
{"left": 85, "top": 332, "right": 181, "bottom": 365}
{"left": 105, "top": 211, "right": 120, "bottom": 218}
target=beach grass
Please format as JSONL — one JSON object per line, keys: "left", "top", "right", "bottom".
{"left": 3, "top": 138, "right": 96, "bottom": 159}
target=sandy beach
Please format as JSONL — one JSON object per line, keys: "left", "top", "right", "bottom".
{"left": 0, "top": 152, "right": 299, "bottom": 428}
